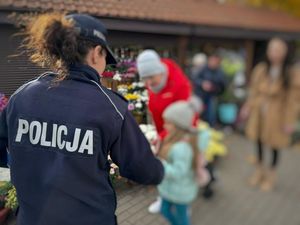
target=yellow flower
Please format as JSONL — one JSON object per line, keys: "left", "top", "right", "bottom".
{"left": 125, "top": 94, "right": 139, "bottom": 100}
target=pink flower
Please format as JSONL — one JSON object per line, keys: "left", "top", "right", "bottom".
{"left": 128, "top": 103, "right": 135, "bottom": 111}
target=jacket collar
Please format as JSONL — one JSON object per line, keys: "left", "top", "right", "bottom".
{"left": 68, "top": 63, "right": 101, "bottom": 84}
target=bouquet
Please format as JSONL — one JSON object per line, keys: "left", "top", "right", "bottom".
{"left": 139, "top": 124, "right": 159, "bottom": 154}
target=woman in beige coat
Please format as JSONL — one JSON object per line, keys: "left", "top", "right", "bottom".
{"left": 241, "top": 38, "right": 300, "bottom": 191}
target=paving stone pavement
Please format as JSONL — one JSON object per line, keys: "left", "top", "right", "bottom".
{"left": 115, "top": 134, "right": 300, "bottom": 225}
{"left": 2, "top": 134, "right": 300, "bottom": 225}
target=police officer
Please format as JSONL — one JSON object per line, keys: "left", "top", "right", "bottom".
{"left": 0, "top": 13, "right": 164, "bottom": 225}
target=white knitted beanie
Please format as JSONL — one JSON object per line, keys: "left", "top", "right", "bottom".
{"left": 137, "top": 50, "right": 166, "bottom": 79}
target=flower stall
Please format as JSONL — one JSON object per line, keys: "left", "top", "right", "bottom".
{"left": 101, "top": 47, "right": 150, "bottom": 124}
{"left": 101, "top": 47, "right": 158, "bottom": 183}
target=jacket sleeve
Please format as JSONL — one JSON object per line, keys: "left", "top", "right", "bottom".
{"left": 0, "top": 108, "right": 8, "bottom": 168}
{"left": 175, "top": 78, "right": 192, "bottom": 102}
{"left": 212, "top": 70, "right": 226, "bottom": 96}
{"left": 162, "top": 143, "right": 193, "bottom": 180}
{"left": 244, "top": 63, "right": 265, "bottom": 109}
{"left": 198, "top": 129, "right": 210, "bottom": 152}
{"left": 110, "top": 111, "right": 164, "bottom": 185}
{"left": 284, "top": 66, "right": 300, "bottom": 126}
{"left": 192, "top": 69, "right": 205, "bottom": 88}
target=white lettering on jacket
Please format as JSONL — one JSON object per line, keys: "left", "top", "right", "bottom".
{"left": 15, "top": 119, "right": 94, "bottom": 155}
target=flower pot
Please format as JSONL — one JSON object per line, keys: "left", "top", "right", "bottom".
{"left": 134, "top": 114, "right": 143, "bottom": 124}
{"left": 218, "top": 103, "right": 238, "bottom": 125}
{"left": 0, "top": 208, "right": 10, "bottom": 224}
{"left": 101, "top": 77, "right": 136, "bottom": 91}
{"left": 101, "top": 78, "right": 118, "bottom": 90}
{"left": 133, "top": 113, "right": 146, "bottom": 124}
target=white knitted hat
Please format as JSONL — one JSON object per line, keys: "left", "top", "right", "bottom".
{"left": 137, "top": 50, "right": 166, "bottom": 78}
{"left": 163, "top": 97, "right": 203, "bottom": 132}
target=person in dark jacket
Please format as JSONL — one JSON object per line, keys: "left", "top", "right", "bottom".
{"left": 0, "top": 13, "right": 164, "bottom": 225}
{"left": 193, "top": 52, "right": 226, "bottom": 127}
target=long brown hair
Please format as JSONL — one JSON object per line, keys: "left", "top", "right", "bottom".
{"left": 18, "top": 12, "right": 105, "bottom": 81}
{"left": 265, "top": 37, "right": 292, "bottom": 89}
{"left": 158, "top": 127, "right": 199, "bottom": 170}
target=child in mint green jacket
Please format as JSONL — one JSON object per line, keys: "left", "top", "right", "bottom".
{"left": 158, "top": 100, "right": 202, "bottom": 225}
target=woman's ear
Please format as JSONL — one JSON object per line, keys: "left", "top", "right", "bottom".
{"left": 93, "top": 46, "right": 103, "bottom": 63}
{"left": 89, "top": 46, "right": 102, "bottom": 65}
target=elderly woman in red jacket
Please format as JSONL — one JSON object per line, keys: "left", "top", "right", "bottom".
{"left": 137, "top": 50, "right": 193, "bottom": 140}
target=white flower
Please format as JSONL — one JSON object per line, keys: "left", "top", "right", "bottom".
{"left": 138, "top": 82, "right": 145, "bottom": 88}
{"left": 132, "top": 82, "right": 138, "bottom": 89}
{"left": 141, "top": 91, "right": 149, "bottom": 101}
{"left": 140, "top": 96, "right": 148, "bottom": 102}
{"left": 117, "top": 88, "right": 128, "bottom": 95}
{"left": 139, "top": 124, "right": 148, "bottom": 133}
{"left": 139, "top": 124, "right": 158, "bottom": 147}
{"left": 110, "top": 168, "right": 115, "bottom": 175}
{"left": 111, "top": 163, "right": 118, "bottom": 169}
{"left": 135, "top": 102, "right": 143, "bottom": 109}
{"left": 146, "top": 131, "right": 158, "bottom": 142}
{"left": 113, "top": 73, "right": 122, "bottom": 81}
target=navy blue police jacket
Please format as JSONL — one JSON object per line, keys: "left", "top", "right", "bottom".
{"left": 0, "top": 64, "right": 164, "bottom": 225}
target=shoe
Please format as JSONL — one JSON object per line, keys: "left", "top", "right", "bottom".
{"left": 202, "top": 185, "right": 214, "bottom": 199}
{"left": 260, "top": 169, "right": 276, "bottom": 192}
{"left": 248, "top": 165, "right": 264, "bottom": 187}
{"left": 148, "top": 197, "right": 162, "bottom": 214}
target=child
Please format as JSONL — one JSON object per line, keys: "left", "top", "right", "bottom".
{"left": 158, "top": 100, "right": 203, "bottom": 225}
